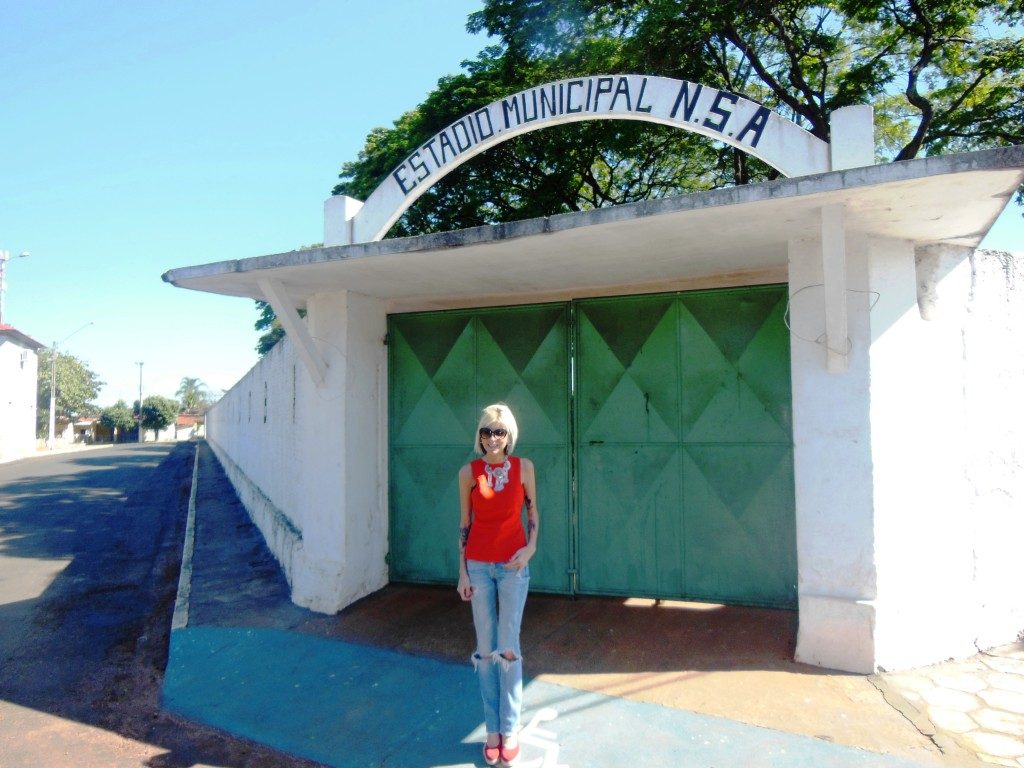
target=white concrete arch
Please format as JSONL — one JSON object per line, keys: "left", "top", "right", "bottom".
{"left": 333, "top": 75, "right": 868, "bottom": 245}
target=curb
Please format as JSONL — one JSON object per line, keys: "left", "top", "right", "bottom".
{"left": 171, "top": 442, "right": 200, "bottom": 630}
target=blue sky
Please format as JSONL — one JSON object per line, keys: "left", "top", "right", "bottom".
{"left": 2, "top": 1, "right": 1022, "bottom": 407}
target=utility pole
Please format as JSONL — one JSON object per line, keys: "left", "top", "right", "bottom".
{"left": 47, "top": 341, "right": 57, "bottom": 450}
{"left": 137, "top": 361, "right": 144, "bottom": 442}
{"left": 46, "top": 322, "right": 93, "bottom": 450}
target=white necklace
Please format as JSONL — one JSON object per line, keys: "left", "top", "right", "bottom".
{"left": 484, "top": 459, "right": 511, "bottom": 492}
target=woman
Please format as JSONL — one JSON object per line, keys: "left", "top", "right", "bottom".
{"left": 458, "top": 403, "right": 539, "bottom": 767}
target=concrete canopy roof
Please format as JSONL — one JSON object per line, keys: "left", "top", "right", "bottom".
{"left": 163, "top": 146, "right": 1024, "bottom": 312}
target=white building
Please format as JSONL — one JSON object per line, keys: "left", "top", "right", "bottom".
{"left": 163, "top": 76, "right": 1024, "bottom": 674}
{"left": 0, "top": 325, "right": 45, "bottom": 463}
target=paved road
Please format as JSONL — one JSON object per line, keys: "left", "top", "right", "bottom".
{"left": 0, "top": 443, "right": 323, "bottom": 768}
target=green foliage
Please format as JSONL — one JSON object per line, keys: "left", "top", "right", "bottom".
{"left": 139, "top": 395, "right": 180, "bottom": 433}
{"left": 100, "top": 400, "right": 137, "bottom": 439}
{"left": 36, "top": 348, "right": 103, "bottom": 437}
{"left": 332, "top": 0, "right": 1023, "bottom": 236}
{"left": 258, "top": 0, "right": 1022, "bottom": 340}
{"left": 176, "top": 377, "right": 211, "bottom": 413}
{"left": 255, "top": 299, "right": 307, "bottom": 357}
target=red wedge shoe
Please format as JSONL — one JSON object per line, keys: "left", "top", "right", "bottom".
{"left": 499, "top": 738, "right": 520, "bottom": 766}
{"left": 483, "top": 736, "right": 501, "bottom": 766}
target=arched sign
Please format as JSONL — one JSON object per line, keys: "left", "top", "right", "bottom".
{"left": 350, "top": 75, "right": 832, "bottom": 243}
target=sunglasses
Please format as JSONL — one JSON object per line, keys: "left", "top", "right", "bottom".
{"left": 479, "top": 427, "right": 508, "bottom": 439}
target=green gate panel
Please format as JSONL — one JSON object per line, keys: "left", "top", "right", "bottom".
{"left": 389, "top": 312, "right": 476, "bottom": 582}
{"left": 576, "top": 287, "right": 796, "bottom": 608}
{"left": 389, "top": 305, "right": 572, "bottom": 593}
{"left": 577, "top": 444, "right": 684, "bottom": 597}
{"left": 390, "top": 286, "right": 795, "bottom": 608}
{"left": 682, "top": 444, "right": 796, "bottom": 605}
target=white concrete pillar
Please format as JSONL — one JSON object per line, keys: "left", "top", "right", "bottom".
{"left": 788, "top": 235, "right": 878, "bottom": 673}
{"left": 341, "top": 291, "right": 389, "bottom": 602}
{"left": 866, "top": 238, "right": 975, "bottom": 670}
{"left": 829, "top": 105, "right": 874, "bottom": 171}
{"left": 324, "top": 195, "right": 365, "bottom": 247}
{"left": 288, "top": 290, "right": 389, "bottom": 612}
{"left": 821, "top": 204, "right": 850, "bottom": 372}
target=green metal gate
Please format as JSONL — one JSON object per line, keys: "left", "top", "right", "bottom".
{"left": 388, "top": 303, "right": 573, "bottom": 593}
{"left": 388, "top": 285, "right": 796, "bottom": 608}
{"left": 576, "top": 287, "right": 796, "bottom": 607}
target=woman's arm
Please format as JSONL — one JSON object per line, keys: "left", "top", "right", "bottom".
{"left": 457, "top": 464, "right": 474, "bottom": 600}
{"left": 507, "top": 458, "right": 539, "bottom": 571}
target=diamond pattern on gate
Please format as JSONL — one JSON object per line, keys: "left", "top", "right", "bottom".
{"left": 678, "top": 290, "right": 791, "bottom": 443}
{"left": 682, "top": 445, "right": 796, "bottom": 604}
{"left": 391, "top": 315, "right": 475, "bottom": 447}
{"left": 478, "top": 307, "right": 567, "bottom": 443}
{"left": 578, "top": 298, "right": 679, "bottom": 443}
{"left": 578, "top": 444, "right": 683, "bottom": 594}
{"left": 390, "top": 446, "right": 469, "bottom": 579}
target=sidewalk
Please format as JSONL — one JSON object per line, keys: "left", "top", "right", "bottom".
{"left": 163, "top": 442, "right": 1022, "bottom": 767}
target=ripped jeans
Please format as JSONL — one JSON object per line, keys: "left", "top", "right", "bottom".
{"left": 467, "top": 559, "right": 530, "bottom": 736}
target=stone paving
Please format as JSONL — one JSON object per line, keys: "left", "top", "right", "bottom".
{"left": 878, "top": 642, "right": 1024, "bottom": 766}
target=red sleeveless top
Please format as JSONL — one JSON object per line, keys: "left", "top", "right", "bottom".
{"left": 465, "top": 456, "right": 526, "bottom": 563}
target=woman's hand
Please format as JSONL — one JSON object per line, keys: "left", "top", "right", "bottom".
{"left": 457, "top": 572, "right": 473, "bottom": 601}
{"left": 505, "top": 545, "right": 535, "bottom": 571}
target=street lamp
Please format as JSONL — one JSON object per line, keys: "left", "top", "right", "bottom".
{"left": 136, "top": 361, "right": 144, "bottom": 443}
{"left": 47, "top": 321, "right": 94, "bottom": 450}
{"left": 0, "top": 249, "right": 30, "bottom": 326}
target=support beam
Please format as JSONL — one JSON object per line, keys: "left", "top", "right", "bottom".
{"left": 257, "top": 278, "right": 327, "bottom": 387}
{"left": 821, "top": 204, "right": 849, "bottom": 373}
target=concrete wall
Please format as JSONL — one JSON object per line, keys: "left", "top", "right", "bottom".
{"left": 964, "top": 250, "right": 1024, "bottom": 650}
{"left": 790, "top": 239, "right": 1022, "bottom": 673}
{"left": 0, "top": 341, "right": 39, "bottom": 463}
{"left": 205, "top": 290, "right": 389, "bottom": 614}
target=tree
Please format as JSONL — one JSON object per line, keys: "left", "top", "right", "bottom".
{"left": 176, "top": 377, "right": 210, "bottom": 414}
{"left": 100, "top": 400, "right": 137, "bottom": 442}
{"left": 332, "top": 0, "right": 1023, "bottom": 235}
{"left": 259, "top": 0, "right": 1021, "bottom": 334}
{"left": 139, "top": 395, "right": 180, "bottom": 434}
{"left": 36, "top": 348, "right": 103, "bottom": 438}
{"left": 255, "top": 299, "right": 307, "bottom": 357}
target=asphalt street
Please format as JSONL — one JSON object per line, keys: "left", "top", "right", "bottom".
{"left": 0, "top": 443, "right": 323, "bottom": 768}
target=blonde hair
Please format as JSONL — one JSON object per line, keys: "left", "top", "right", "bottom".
{"left": 475, "top": 403, "right": 519, "bottom": 456}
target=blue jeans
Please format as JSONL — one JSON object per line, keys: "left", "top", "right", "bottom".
{"left": 467, "top": 559, "right": 530, "bottom": 736}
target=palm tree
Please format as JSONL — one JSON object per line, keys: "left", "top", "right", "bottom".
{"left": 176, "top": 377, "right": 209, "bottom": 414}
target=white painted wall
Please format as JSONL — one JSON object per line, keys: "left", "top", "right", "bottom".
{"left": 205, "top": 289, "right": 389, "bottom": 614}
{"left": 0, "top": 340, "right": 39, "bottom": 463}
{"left": 869, "top": 240, "right": 975, "bottom": 670}
{"left": 964, "top": 250, "right": 1024, "bottom": 650}
{"left": 790, "top": 237, "right": 1022, "bottom": 673}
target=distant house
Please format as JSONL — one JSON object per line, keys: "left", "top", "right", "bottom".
{"left": 73, "top": 416, "right": 100, "bottom": 444}
{"left": 176, "top": 413, "right": 205, "bottom": 441}
{"left": 0, "top": 324, "right": 45, "bottom": 462}
{"left": 143, "top": 413, "right": 204, "bottom": 443}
